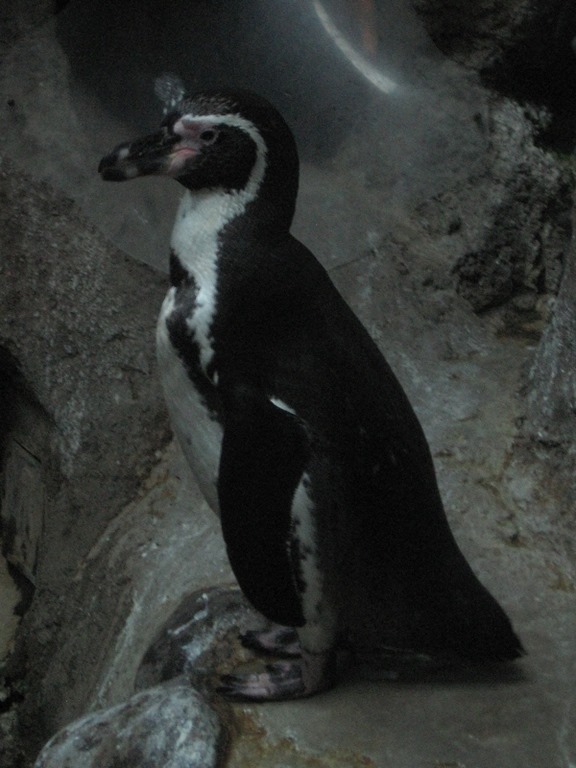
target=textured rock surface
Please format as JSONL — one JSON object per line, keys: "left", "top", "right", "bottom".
{"left": 34, "top": 685, "right": 227, "bottom": 768}
{"left": 136, "top": 587, "right": 262, "bottom": 697}
{"left": 527, "top": 208, "right": 576, "bottom": 445}
{"left": 13, "top": 442, "right": 233, "bottom": 760}
{"left": 0, "top": 158, "right": 170, "bottom": 761}
{"left": 452, "top": 101, "right": 572, "bottom": 312}
{"left": 0, "top": 158, "right": 169, "bottom": 577}
{"left": 412, "top": 0, "right": 543, "bottom": 68}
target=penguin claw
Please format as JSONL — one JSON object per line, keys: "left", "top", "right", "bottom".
{"left": 217, "top": 655, "right": 335, "bottom": 701}
{"left": 240, "top": 626, "right": 301, "bottom": 658}
{"left": 218, "top": 661, "right": 307, "bottom": 701}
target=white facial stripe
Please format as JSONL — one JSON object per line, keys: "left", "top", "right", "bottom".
{"left": 176, "top": 113, "right": 266, "bottom": 152}
{"left": 176, "top": 112, "right": 268, "bottom": 197}
{"left": 170, "top": 112, "right": 268, "bottom": 375}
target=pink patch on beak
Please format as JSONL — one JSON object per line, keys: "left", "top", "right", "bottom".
{"left": 174, "top": 117, "right": 216, "bottom": 140}
{"left": 168, "top": 116, "right": 217, "bottom": 176}
{"left": 167, "top": 146, "right": 198, "bottom": 175}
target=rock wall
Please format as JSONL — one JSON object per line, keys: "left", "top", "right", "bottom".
{"left": 0, "top": 159, "right": 170, "bottom": 763}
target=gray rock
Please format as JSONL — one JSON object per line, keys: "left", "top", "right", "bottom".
{"left": 527, "top": 213, "right": 576, "bottom": 446}
{"left": 452, "top": 101, "right": 572, "bottom": 312}
{"left": 0, "top": 157, "right": 170, "bottom": 761}
{"left": 136, "top": 586, "right": 262, "bottom": 696}
{"left": 34, "top": 685, "right": 227, "bottom": 768}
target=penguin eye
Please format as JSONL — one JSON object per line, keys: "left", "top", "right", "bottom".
{"left": 199, "top": 129, "right": 218, "bottom": 144}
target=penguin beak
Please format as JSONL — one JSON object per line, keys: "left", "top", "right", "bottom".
{"left": 98, "top": 128, "right": 195, "bottom": 181}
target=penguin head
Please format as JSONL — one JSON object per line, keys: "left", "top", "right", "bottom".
{"left": 98, "top": 88, "right": 299, "bottom": 206}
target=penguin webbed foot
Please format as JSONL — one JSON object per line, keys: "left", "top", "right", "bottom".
{"left": 218, "top": 652, "right": 335, "bottom": 701}
{"left": 240, "top": 625, "right": 301, "bottom": 658}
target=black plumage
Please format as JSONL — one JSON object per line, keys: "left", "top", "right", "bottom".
{"left": 99, "top": 87, "right": 523, "bottom": 699}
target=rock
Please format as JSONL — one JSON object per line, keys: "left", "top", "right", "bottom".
{"left": 0, "top": 0, "right": 55, "bottom": 59}
{"left": 34, "top": 685, "right": 227, "bottom": 768}
{"left": 526, "top": 217, "right": 576, "bottom": 446}
{"left": 0, "top": 157, "right": 170, "bottom": 762}
{"left": 452, "top": 100, "right": 572, "bottom": 312}
{"left": 413, "top": 0, "right": 561, "bottom": 70}
{"left": 136, "top": 586, "right": 262, "bottom": 696}
{"left": 0, "top": 3, "right": 574, "bottom": 768}
{"left": 519, "top": 206, "right": 576, "bottom": 526}
{"left": 13, "top": 441, "right": 232, "bottom": 762}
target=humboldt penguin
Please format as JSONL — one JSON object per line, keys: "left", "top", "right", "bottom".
{"left": 99, "top": 86, "right": 523, "bottom": 700}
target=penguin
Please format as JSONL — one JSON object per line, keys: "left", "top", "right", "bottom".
{"left": 99, "top": 87, "right": 523, "bottom": 701}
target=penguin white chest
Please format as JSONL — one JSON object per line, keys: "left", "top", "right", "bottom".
{"left": 156, "top": 287, "right": 223, "bottom": 513}
{"left": 155, "top": 187, "right": 257, "bottom": 513}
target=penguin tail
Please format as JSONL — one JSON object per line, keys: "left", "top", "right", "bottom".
{"left": 434, "top": 576, "right": 525, "bottom": 664}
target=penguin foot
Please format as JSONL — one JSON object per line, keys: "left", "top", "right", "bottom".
{"left": 217, "top": 653, "right": 335, "bottom": 701}
{"left": 240, "top": 626, "right": 301, "bottom": 658}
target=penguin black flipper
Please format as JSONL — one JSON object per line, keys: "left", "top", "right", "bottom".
{"left": 217, "top": 385, "right": 309, "bottom": 629}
